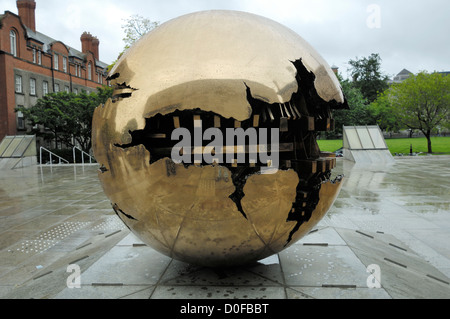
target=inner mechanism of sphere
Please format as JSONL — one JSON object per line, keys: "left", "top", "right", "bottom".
{"left": 113, "top": 58, "right": 346, "bottom": 247}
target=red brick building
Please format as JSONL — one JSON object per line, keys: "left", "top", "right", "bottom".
{"left": 0, "top": 0, "right": 109, "bottom": 142}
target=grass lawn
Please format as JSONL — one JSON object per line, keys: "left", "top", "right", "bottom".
{"left": 317, "top": 137, "right": 450, "bottom": 155}
{"left": 316, "top": 139, "right": 343, "bottom": 153}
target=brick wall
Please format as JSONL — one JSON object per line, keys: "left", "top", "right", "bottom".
{"left": 0, "top": 8, "right": 109, "bottom": 141}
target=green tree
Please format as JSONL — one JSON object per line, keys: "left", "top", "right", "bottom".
{"left": 348, "top": 53, "right": 390, "bottom": 104}
{"left": 331, "top": 75, "right": 371, "bottom": 136}
{"left": 16, "top": 86, "right": 113, "bottom": 152}
{"left": 385, "top": 72, "right": 450, "bottom": 153}
{"left": 108, "top": 15, "right": 159, "bottom": 72}
{"left": 122, "top": 14, "right": 159, "bottom": 49}
{"left": 369, "top": 93, "right": 402, "bottom": 134}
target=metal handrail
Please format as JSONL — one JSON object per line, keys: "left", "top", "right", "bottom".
{"left": 73, "top": 146, "right": 95, "bottom": 165}
{"left": 39, "top": 147, "right": 69, "bottom": 165}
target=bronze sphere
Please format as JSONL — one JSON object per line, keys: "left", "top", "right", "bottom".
{"left": 92, "top": 10, "right": 347, "bottom": 267}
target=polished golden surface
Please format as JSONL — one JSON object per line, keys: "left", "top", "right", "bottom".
{"left": 105, "top": 10, "right": 344, "bottom": 144}
{"left": 93, "top": 10, "right": 345, "bottom": 266}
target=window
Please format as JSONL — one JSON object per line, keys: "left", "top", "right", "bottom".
{"left": 33, "top": 48, "right": 36, "bottom": 63}
{"left": 30, "top": 78, "right": 36, "bottom": 96}
{"left": 38, "top": 51, "right": 42, "bottom": 65}
{"left": 10, "top": 30, "right": 17, "bottom": 57}
{"left": 65, "top": 86, "right": 70, "bottom": 93}
{"left": 43, "top": 81, "right": 48, "bottom": 96}
{"left": 75, "top": 64, "right": 78, "bottom": 77}
{"left": 54, "top": 83, "right": 60, "bottom": 92}
{"left": 74, "top": 88, "right": 78, "bottom": 95}
{"left": 54, "top": 54, "right": 59, "bottom": 70}
{"left": 63, "top": 57, "right": 67, "bottom": 73}
{"left": 17, "top": 110, "right": 25, "bottom": 130}
{"left": 15, "top": 75, "right": 22, "bottom": 93}
{"left": 97, "top": 71, "right": 102, "bottom": 84}
{"left": 88, "top": 63, "right": 92, "bottom": 80}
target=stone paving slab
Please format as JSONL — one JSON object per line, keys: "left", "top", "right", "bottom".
{"left": 0, "top": 157, "right": 449, "bottom": 299}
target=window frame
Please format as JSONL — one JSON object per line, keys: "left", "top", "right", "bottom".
{"left": 54, "top": 53, "right": 59, "bottom": 70}
{"left": 15, "top": 75, "right": 22, "bottom": 93}
{"left": 88, "top": 63, "right": 92, "bottom": 81}
{"left": 10, "top": 30, "right": 17, "bottom": 57}
{"left": 43, "top": 81, "right": 49, "bottom": 96}
{"left": 30, "top": 78, "right": 36, "bottom": 96}
{"left": 17, "top": 109, "right": 25, "bottom": 130}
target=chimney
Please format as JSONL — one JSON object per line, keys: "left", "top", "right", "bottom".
{"left": 81, "top": 32, "right": 100, "bottom": 61}
{"left": 91, "top": 36, "right": 99, "bottom": 61}
{"left": 331, "top": 65, "right": 339, "bottom": 75}
{"left": 81, "top": 32, "right": 93, "bottom": 54}
{"left": 17, "top": 0, "right": 36, "bottom": 32}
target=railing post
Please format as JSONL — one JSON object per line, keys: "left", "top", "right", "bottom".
{"left": 72, "top": 146, "right": 95, "bottom": 166}
{"left": 39, "top": 147, "right": 69, "bottom": 166}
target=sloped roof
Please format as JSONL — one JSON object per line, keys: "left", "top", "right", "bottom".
{"left": 2, "top": 9, "right": 108, "bottom": 69}
{"left": 25, "top": 26, "right": 108, "bottom": 69}
{"left": 397, "top": 69, "right": 412, "bottom": 76}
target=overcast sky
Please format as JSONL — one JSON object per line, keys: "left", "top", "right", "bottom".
{"left": 2, "top": 0, "right": 449, "bottom": 79}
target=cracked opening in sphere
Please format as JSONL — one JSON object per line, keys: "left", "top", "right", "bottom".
{"left": 111, "top": 59, "right": 348, "bottom": 245}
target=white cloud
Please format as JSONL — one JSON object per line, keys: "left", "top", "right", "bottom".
{"left": 1, "top": 0, "right": 448, "bottom": 74}
{"left": 65, "top": 3, "right": 81, "bottom": 30}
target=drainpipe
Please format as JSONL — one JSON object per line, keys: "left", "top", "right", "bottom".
{"left": 51, "top": 53, "right": 55, "bottom": 92}
{"left": 69, "top": 68, "right": 73, "bottom": 92}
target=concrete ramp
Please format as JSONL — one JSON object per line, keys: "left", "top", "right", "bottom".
{"left": 0, "top": 135, "right": 37, "bottom": 169}
{"left": 343, "top": 125, "right": 394, "bottom": 164}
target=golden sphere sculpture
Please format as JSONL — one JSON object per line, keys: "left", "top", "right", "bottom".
{"left": 92, "top": 10, "right": 348, "bottom": 267}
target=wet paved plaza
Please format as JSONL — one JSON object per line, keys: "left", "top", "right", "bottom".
{"left": 0, "top": 157, "right": 449, "bottom": 299}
